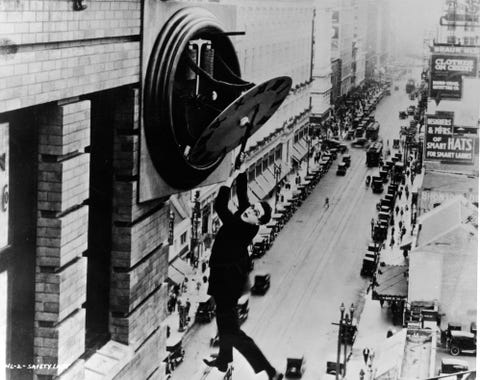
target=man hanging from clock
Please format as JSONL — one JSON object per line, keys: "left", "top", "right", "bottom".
{"left": 203, "top": 153, "right": 283, "bottom": 380}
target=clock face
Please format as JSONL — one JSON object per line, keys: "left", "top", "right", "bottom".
{"left": 143, "top": 7, "right": 291, "bottom": 190}
{"left": 188, "top": 77, "right": 292, "bottom": 164}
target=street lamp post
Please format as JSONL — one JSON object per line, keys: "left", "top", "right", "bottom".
{"left": 274, "top": 163, "right": 282, "bottom": 213}
{"left": 336, "top": 303, "right": 345, "bottom": 380}
{"left": 306, "top": 135, "right": 312, "bottom": 176}
{"left": 343, "top": 304, "right": 355, "bottom": 377}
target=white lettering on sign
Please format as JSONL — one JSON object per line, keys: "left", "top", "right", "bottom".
{"left": 434, "top": 58, "right": 474, "bottom": 72}
{"left": 427, "top": 118, "right": 452, "bottom": 126}
{"left": 447, "top": 137, "right": 473, "bottom": 151}
{"left": 432, "top": 80, "right": 460, "bottom": 91}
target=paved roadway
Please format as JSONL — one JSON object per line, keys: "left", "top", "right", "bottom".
{"left": 171, "top": 82, "right": 418, "bottom": 380}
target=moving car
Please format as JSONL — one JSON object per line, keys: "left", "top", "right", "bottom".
{"left": 251, "top": 273, "right": 271, "bottom": 295}
{"left": 372, "top": 177, "right": 384, "bottom": 194}
{"left": 336, "top": 162, "right": 347, "bottom": 176}
{"left": 342, "top": 154, "right": 351, "bottom": 168}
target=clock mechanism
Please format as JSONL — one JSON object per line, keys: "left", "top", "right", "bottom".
{"left": 143, "top": 7, "right": 291, "bottom": 190}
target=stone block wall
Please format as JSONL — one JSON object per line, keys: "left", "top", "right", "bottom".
{"left": 34, "top": 99, "right": 91, "bottom": 379}
{"left": 0, "top": 1, "right": 141, "bottom": 114}
{"left": 108, "top": 87, "right": 169, "bottom": 377}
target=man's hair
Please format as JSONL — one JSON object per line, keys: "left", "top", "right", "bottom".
{"left": 258, "top": 201, "right": 272, "bottom": 225}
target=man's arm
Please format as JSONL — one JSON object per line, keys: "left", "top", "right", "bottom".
{"left": 234, "top": 153, "right": 249, "bottom": 210}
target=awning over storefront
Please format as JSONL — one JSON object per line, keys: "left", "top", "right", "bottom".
{"left": 374, "top": 265, "right": 408, "bottom": 301}
{"left": 248, "top": 179, "right": 268, "bottom": 201}
{"left": 167, "top": 265, "right": 186, "bottom": 287}
{"left": 292, "top": 142, "right": 308, "bottom": 162}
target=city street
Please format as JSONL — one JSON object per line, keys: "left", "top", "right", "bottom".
{"left": 171, "top": 81, "right": 419, "bottom": 380}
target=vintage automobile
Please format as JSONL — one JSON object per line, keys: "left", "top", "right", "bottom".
{"left": 360, "top": 253, "right": 376, "bottom": 277}
{"left": 326, "top": 361, "right": 344, "bottom": 376}
{"left": 371, "top": 177, "right": 384, "bottom": 194}
{"left": 407, "top": 105, "right": 415, "bottom": 115}
{"left": 351, "top": 138, "right": 367, "bottom": 148}
{"left": 251, "top": 273, "right": 271, "bottom": 295}
{"left": 329, "top": 148, "right": 338, "bottom": 160}
{"left": 338, "top": 143, "right": 348, "bottom": 153}
{"left": 195, "top": 295, "right": 216, "bottom": 323}
{"left": 336, "top": 162, "right": 347, "bottom": 176}
{"left": 439, "top": 358, "right": 469, "bottom": 375}
{"left": 392, "top": 139, "right": 400, "bottom": 149}
{"left": 237, "top": 294, "right": 250, "bottom": 323}
{"left": 163, "top": 336, "right": 186, "bottom": 375}
{"left": 285, "top": 356, "right": 306, "bottom": 378}
{"left": 398, "top": 110, "right": 407, "bottom": 119}
{"left": 342, "top": 154, "right": 351, "bottom": 168}
{"left": 448, "top": 330, "right": 476, "bottom": 356}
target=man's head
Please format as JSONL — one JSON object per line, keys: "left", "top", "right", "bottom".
{"left": 240, "top": 201, "right": 272, "bottom": 225}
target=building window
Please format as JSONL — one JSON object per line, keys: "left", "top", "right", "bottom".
{"left": 262, "top": 155, "right": 269, "bottom": 171}
{"left": 268, "top": 150, "right": 275, "bottom": 166}
{"left": 255, "top": 161, "right": 262, "bottom": 177}
{"left": 275, "top": 144, "right": 282, "bottom": 160}
{"left": 180, "top": 232, "right": 187, "bottom": 245}
{"left": 248, "top": 166, "right": 256, "bottom": 182}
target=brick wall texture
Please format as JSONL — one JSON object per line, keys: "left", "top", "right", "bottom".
{"left": 0, "top": 0, "right": 141, "bottom": 114}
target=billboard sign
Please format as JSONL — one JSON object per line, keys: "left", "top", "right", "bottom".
{"left": 430, "top": 54, "right": 478, "bottom": 99}
{"left": 425, "top": 114, "right": 475, "bottom": 164}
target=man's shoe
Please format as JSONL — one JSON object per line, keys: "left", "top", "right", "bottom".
{"left": 203, "top": 358, "right": 228, "bottom": 373}
{"left": 269, "top": 373, "right": 284, "bottom": 380}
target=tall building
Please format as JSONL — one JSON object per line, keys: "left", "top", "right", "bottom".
{"left": 310, "top": 1, "right": 334, "bottom": 129}
{"left": 365, "top": 0, "right": 379, "bottom": 80}
{"left": 339, "top": 0, "right": 355, "bottom": 95}
{"left": 352, "top": 0, "right": 368, "bottom": 86}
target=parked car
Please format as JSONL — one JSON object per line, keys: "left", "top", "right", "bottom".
{"left": 448, "top": 330, "right": 476, "bottom": 356}
{"left": 163, "top": 336, "right": 185, "bottom": 375}
{"left": 342, "top": 154, "right": 351, "bottom": 168}
{"left": 439, "top": 358, "right": 469, "bottom": 375}
{"left": 195, "top": 295, "right": 216, "bottom": 323}
{"left": 351, "top": 138, "right": 367, "bottom": 148}
{"left": 399, "top": 111, "right": 407, "bottom": 119}
{"left": 251, "top": 273, "right": 271, "bottom": 295}
{"left": 237, "top": 294, "right": 250, "bottom": 323}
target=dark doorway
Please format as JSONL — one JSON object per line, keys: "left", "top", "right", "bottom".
{"left": 85, "top": 90, "right": 115, "bottom": 355}
{"left": 1, "top": 108, "right": 37, "bottom": 380}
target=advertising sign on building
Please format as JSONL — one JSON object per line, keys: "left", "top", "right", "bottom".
{"left": 430, "top": 54, "right": 478, "bottom": 99}
{"left": 425, "top": 114, "right": 475, "bottom": 164}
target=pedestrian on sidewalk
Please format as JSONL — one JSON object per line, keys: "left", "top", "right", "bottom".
{"left": 398, "top": 220, "right": 403, "bottom": 230}
{"left": 362, "top": 348, "right": 370, "bottom": 364}
{"left": 400, "top": 208, "right": 404, "bottom": 219}
{"left": 203, "top": 155, "right": 283, "bottom": 380}
{"left": 324, "top": 197, "right": 330, "bottom": 209}
{"left": 395, "top": 205, "right": 399, "bottom": 215}
{"left": 390, "top": 236, "right": 395, "bottom": 249}
{"left": 370, "top": 218, "right": 375, "bottom": 233}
